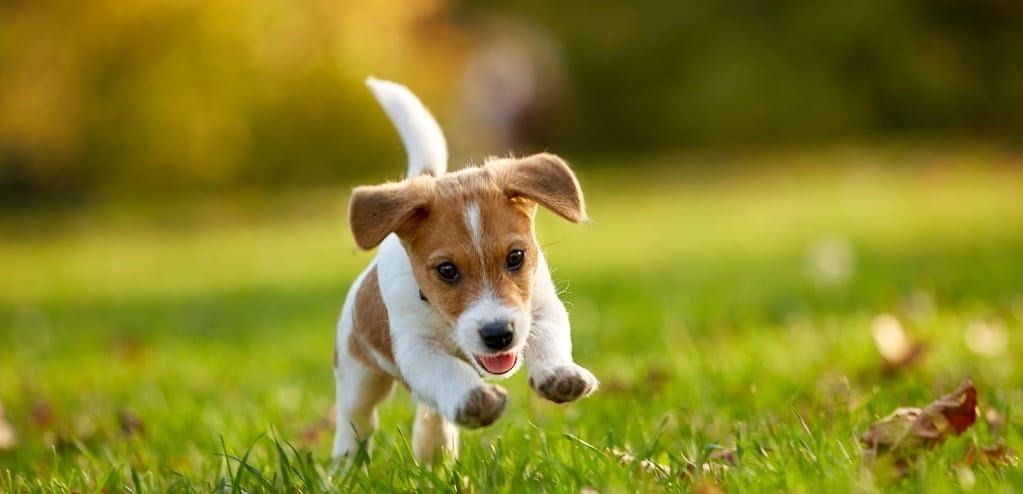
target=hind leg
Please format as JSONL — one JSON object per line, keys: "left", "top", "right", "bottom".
{"left": 412, "top": 403, "right": 459, "bottom": 463}
{"left": 331, "top": 352, "right": 394, "bottom": 460}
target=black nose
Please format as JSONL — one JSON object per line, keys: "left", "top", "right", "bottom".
{"left": 479, "top": 320, "right": 514, "bottom": 350}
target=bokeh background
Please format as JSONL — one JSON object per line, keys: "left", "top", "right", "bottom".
{"left": 2, "top": 0, "right": 1023, "bottom": 490}
{"left": 2, "top": 0, "right": 1022, "bottom": 203}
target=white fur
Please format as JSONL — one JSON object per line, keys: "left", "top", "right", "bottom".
{"left": 333, "top": 79, "right": 596, "bottom": 466}
{"left": 525, "top": 252, "right": 581, "bottom": 373}
{"left": 464, "top": 202, "right": 484, "bottom": 263}
{"left": 365, "top": 77, "right": 447, "bottom": 178}
{"left": 453, "top": 290, "right": 528, "bottom": 376}
{"left": 376, "top": 234, "right": 482, "bottom": 419}
{"left": 332, "top": 262, "right": 395, "bottom": 459}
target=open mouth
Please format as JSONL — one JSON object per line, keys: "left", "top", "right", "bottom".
{"left": 474, "top": 352, "right": 517, "bottom": 375}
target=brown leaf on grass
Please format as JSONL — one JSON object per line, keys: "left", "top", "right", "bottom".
{"left": 960, "top": 444, "right": 1019, "bottom": 468}
{"left": 871, "top": 314, "right": 927, "bottom": 376}
{"left": 0, "top": 400, "right": 16, "bottom": 450}
{"left": 861, "top": 380, "right": 977, "bottom": 473}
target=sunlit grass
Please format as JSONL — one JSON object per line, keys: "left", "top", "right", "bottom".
{"left": 1, "top": 147, "right": 1022, "bottom": 491}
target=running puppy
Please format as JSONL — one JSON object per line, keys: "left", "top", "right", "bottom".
{"left": 332, "top": 78, "right": 597, "bottom": 464}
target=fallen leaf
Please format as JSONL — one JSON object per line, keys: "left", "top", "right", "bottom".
{"left": 0, "top": 400, "right": 16, "bottom": 450}
{"left": 871, "top": 314, "right": 927, "bottom": 375}
{"left": 861, "top": 380, "right": 977, "bottom": 474}
{"left": 960, "top": 444, "right": 1019, "bottom": 468}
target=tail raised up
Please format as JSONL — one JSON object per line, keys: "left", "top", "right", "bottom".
{"left": 365, "top": 77, "right": 448, "bottom": 178}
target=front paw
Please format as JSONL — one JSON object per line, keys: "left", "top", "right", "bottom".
{"left": 453, "top": 385, "right": 508, "bottom": 428}
{"left": 529, "top": 364, "right": 598, "bottom": 404}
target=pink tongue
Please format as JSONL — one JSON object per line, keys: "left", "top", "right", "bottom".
{"left": 479, "top": 353, "right": 516, "bottom": 374}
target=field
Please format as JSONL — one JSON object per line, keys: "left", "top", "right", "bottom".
{"left": 1, "top": 146, "right": 1022, "bottom": 492}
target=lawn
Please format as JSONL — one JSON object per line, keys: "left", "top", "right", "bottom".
{"left": 1, "top": 145, "right": 1022, "bottom": 492}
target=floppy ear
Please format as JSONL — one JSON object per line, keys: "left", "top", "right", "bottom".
{"left": 500, "top": 153, "right": 588, "bottom": 223}
{"left": 348, "top": 180, "right": 432, "bottom": 249}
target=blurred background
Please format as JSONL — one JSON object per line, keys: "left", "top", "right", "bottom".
{"left": 2, "top": 0, "right": 1022, "bottom": 205}
{"left": 2, "top": 1, "right": 1023, "bottom": 489}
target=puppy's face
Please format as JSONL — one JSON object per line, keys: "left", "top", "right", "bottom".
{"left": 349, "top": 154, "right": 587, "bottom": 377}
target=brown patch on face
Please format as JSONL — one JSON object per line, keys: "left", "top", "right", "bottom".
{"left": 401, "top": 169, "right": 539, "bottom": 324}
{"left": 346, "top": 153, "right": 586, "bottom": 330}
{"left": 349, "top": 267, "right": 395, "bottom": 369}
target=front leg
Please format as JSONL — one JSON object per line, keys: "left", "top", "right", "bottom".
{"left": 394, "top": 330, "right": 508, "bottom": 428}
{"left": 525, "top": 253, "right": 599, "bottom": 403}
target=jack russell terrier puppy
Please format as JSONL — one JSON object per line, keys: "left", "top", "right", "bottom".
{"left": 332, "top": 77, "right": 598, "bottom": 464}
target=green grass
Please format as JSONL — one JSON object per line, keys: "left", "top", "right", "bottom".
{"left": 2, "top": 145, "right": 1022, "bottom": 492}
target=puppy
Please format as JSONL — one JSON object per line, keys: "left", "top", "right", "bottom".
{"left": 332, "top": 78, "right": 598, "bottom": 464}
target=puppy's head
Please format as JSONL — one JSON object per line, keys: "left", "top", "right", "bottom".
{"left": 349, "top": 153, "right": 587, "bottom": 378}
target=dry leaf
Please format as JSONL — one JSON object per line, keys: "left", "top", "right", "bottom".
{"left": 871, "top": 314, "right": 927, "bottom": 375}
{"left": 960, "top": 444, "right": 1019, "bottom": 468}
{"left": 862, "top": 380, "right": 977, "bottom": 473}
{"left": 0, "top": 400, "right": 16, "bottom": 450}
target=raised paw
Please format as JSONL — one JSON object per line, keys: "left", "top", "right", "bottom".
{"left": 454, "top": 385, "right": 508, "bottom": 428}
{"left": 529, "top": 364, "right": 599, "bottom": 404}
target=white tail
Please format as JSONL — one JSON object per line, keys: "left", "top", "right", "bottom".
{"left": 365, "top": 77, "right": 448, "bottom": 178}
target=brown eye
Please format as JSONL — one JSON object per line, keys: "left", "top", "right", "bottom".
{"left": 436, "top": 262, "right": 460, "bottom": 283}
{"left": 506, "top": 249, "right": 525, "bottom": 270}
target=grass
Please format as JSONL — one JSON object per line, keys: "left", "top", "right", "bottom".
{"left": 1, "top": 145, "right": 1022, "bottom": 492}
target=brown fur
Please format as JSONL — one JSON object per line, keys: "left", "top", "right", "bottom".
{"left": 349, "top": 267, "right": 396, "bottom": 369}
{"left": 490, "top": 153, "right": 589, "bottom": 224}
{"left": 403, "top": 173, "right": 538, "bottom": 325}
{"left": 347, "top": 153, "right": 586, "bottom": 342}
